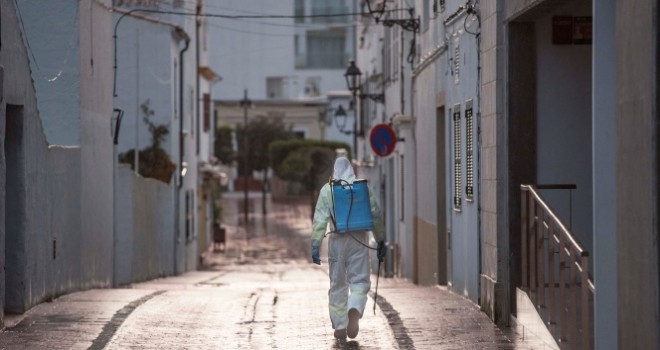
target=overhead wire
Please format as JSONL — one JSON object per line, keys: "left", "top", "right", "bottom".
{"left": 114, "top": 7, "right": 402, "bottom": 20}
{"left": 206, "top": 21, "right": 295, "bottom": 37}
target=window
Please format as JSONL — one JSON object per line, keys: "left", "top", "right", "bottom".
{"left": 304, "top": 77, "right": 321, "bottom": 97}
{"left": 267, "top": 77, "right": 285, "bottom": 99}
{"left": 185, "top": 190, "right": 194, "bottom": 241}
{"left": 294, "top": 0, "right": 304, "bottom": 22}
{"left": 311, "top": 1, "right": 348, "bottom": 23}
{"left": 465, "top": 100, "right": 474, "bottom": 201}
{"left": 383, "top": 27, "right": 392, "bottom": 82}
{"left": 361, "top": 80, "right": 378, "bottom": 132}
{"left": 292, "top": 129, "right": 307, "bottom": 139}
{"left": 400, "top": 154, "right": 405, "bottom": 221}
{"left": 203, "top": 93, "right": 210, "bottom": 132}
{"left": 189, "top": 88, "right": 195, "bottom": 135}
{"left": 433, "top": 0, "right": 446, "bottom": 14}
{"left": 392, "top": 26, "right": 400, "bottom": 78}
{"left": 453, "top": 105, "right": 462, "bottom": 210}
{"left": 306, "top": 31, "right": 346, "bottom": 69}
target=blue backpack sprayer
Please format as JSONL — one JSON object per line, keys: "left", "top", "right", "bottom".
{"left": 328, "top": 178, "right": 382, "bottom": 315}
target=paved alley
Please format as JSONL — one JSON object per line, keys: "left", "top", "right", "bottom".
{"left": 0, "top": 194, "right": 544, "bottom": 349}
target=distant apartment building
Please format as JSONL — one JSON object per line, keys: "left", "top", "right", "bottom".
{"left": 210, "top": 0, "right": 357, "bottom": 184}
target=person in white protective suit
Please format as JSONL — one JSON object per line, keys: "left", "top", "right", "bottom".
{"left": 311, "top": 156, "right": 386, "bottom": 340}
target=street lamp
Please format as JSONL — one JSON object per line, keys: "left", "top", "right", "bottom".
{"left": 344, "top": 60, "right": 362, "bottom": 95}
{"left": 239, "top": 89, "right": 251, "bottom": 227}
{"left": 342, "top": 60, "right": 385, "bottom": 159}
{"left": 344, "top": 60, "right": 362, "bottom": 156}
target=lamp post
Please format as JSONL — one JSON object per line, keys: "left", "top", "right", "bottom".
{"left": 342, "top": 60, "right": 386, "bottom": 159}
{"left": 344, "top": 60, "right": 362, "bottom": 157}
{"left": 239, "top": 89, "right": 251, "bottom": 226}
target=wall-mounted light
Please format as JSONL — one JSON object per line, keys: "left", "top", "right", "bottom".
{"left": 334, "top": 104, "right": 348, "bottom": 131}
{"left": 181, "top": 161, "right": 188, "bottom": 177}
{"left": 343, "top": 60, "right": 385, "bottom": 103}
{"left": 344, "top": 60, "right": 362, "bottom": 95}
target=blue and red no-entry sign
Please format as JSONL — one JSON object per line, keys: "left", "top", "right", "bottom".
{"left": 369, "top": 124, "right": 397, "bottom": 157}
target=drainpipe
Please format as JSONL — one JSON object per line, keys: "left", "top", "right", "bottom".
{"left": 175, "top": 29, "right": 190, "bottom": 275}
{"left": 112, "top": 108, "right": 124, "bottom": 287}
{"left": 195, "top": 1, "right": 201, "bottom": 156}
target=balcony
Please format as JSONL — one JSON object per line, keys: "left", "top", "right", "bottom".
{"left": 295, "top": 52, "right": 349, "bottom": 70}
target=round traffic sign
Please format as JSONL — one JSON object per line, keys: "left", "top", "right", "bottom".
{"left": 369, "top": 124, "right": 397, "bottom": 157}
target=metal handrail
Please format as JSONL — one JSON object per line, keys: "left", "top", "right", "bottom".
{"left": 521, "top": 184, "right": 593, "bottom": 350}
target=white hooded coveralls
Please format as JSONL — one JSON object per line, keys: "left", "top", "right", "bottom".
{"left": 312, "top": 157, "right": 385, "bottom": 330}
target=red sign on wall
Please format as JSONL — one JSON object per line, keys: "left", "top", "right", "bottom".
{"left": 572, "top": 17, "right": 592, "bottom": 45}
{"left": 552, "top": 16, "right": 573, "bottom": 45}
{"left": 552, "top": 16, "right": 593, "bottom": 45}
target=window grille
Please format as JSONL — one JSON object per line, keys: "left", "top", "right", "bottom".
{"left": 453, "top": 41, "right": 460, "bottom": 85}
{"left": 400, "top": 154, "right": 405, "bottom": 221}
{"left": 453, "top": 105, "right": 462, "bottom": 210}
{"left": 393, "top": 27, "right": 400, "bottom": 78}
{"left": 383, "top": 28, "right": 392, "bottom": 82}
{"left": 465, "top": 100, "right": 474, "bottom": 201}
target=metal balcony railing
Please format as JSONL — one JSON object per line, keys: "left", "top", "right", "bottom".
{"left": 520, "top": 184, "right": 594, "bottom": 349}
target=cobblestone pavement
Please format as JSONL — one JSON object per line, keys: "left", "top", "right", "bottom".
{"left": 0, "top": 193, "right": 545, "bottom": 349}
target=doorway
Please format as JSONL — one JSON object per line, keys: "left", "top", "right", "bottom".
{"left": 436, "top": 105, "right": 448, "bottom": 285}
{"left": 4, "top": 104, "right": 26, "bottom": 314}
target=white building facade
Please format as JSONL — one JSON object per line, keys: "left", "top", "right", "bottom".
{"left": 357, "top": 0, "right": 660, "bottom": 349}
{"left": 1, "top": 0, "right": 115, "bottom": 323}
{"left": 113, "top": 0, "right": 219, "bottom": 276}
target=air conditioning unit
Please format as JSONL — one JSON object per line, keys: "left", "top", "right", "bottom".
{"left": 304, "top": 77, "right": 321, "bottom": 97}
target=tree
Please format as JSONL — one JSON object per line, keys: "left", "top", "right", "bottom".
{"left": 214, "top": 125, "right": 235, "bottom": 165}
{"left": 236, "top": 115, "right": 293, "bottom": 214}
{"left": 270, "top": 139, "right": 351, "bottom": 212}
{"left": 119, "top": 100, "right": 175, "bottom": 184}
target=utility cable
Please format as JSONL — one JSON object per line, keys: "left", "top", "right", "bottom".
{"left": 113, "top": 7, "right": 404, "bottom": 20}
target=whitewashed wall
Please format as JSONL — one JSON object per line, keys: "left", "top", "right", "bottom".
{"left": 115, "top": 165, "right": 175, "bottom": 285}
{"left": 0, "top": 0, "right": 114, "bottom": 320}
{"left": 114, "top": 15, "right": 178, "bottom": 159}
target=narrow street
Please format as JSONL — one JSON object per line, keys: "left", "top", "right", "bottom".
{"left": 0, "top": 194, "right": 542, "bottom": 349}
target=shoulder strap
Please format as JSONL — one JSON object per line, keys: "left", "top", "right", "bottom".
{"left": 328, "top": 178, "right": 338, "bottom": 233}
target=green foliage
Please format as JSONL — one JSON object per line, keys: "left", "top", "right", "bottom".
{"left": 141, "top": 101, "right": 169, "bottom": 150}
{"left": 269, "top": 139, "right": 351, "bottom": 178}
{"left": 269, "top": 139, "right": 351, "bottom": 192}
{"left": 236, "top": 115, "right": 293, "bottom": 176}
{"left": 119, "top": 148, "right": 176, "bottom": 183}
{"left": 214, "top": 125, "right": 235, "bottom": 165}
{"left": 208, "top": 176, "right": 224, "bottom": 223}
{"left": 118, "top": 100, "right": 176, "bottom": 184}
